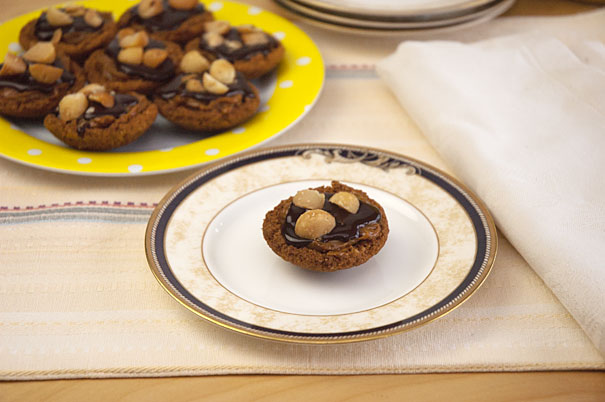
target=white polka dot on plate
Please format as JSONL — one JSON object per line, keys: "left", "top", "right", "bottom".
{"left": 273, "top": 32, "right": 285, "bottom": 41}
{"left": 232, "top": 127, "right": 245, "bottom": 134}
{"left": 279, "top": 80, "right": 293, "bottom": 89}
{"left": 205, "top": 148, "right": 219, "bottom": 156}
{"left": 8, "top": 42, "right": 22, "bottom": 53}
{"left": 296, "top": 57, "right": 311, "bottom": 66}
{"left": 77, "top": 157, "right": 92, "bottom": 164}
{"left": 128, "top": 164, "right": 143, "bottom": 173}
{"left": 304, "top": 105, "right": 312, "bottom": 112}
{"left": 209, "top": 2, "right": 223, "bottom": 11}
{"left": 248, "top": 6, "right": 262, "bottom": 15}
{"left": 160, "top": 147, "right": 173, "bottom": 152}
{"left": 260, "top": 104, "right": 270, "bottom": 112}
{"left": 27, "top": 149, "right": 42, "bottom": 156}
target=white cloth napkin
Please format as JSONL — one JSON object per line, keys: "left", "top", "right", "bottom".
{"left": 376, "top": 11, "right": 605, "bottom": 356}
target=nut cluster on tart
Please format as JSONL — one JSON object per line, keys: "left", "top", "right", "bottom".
{"left": 0, "top": 0, "right": 286, "bottom": 151}
{"left": 84, "top": 28, "right": 183, "bottom": 94}
{"left": 185, "top": 20, "right": 285, "bottom": 79}
{"left": 263, "top": 181, "right": 389, "bottom": 272}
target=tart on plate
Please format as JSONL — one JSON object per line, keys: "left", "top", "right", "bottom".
{"left": 154, "top": 50, "right": 260, "bottom": 131}
{"left": 44, "top": 83, "right": 158, "bottom": 150}
{"left": 117, "top": 0, "right": 214, "bottom": 43}
{"left": 263, "top": 181, "right": 389, "bottom": 272}
{"left": 19, "top": 5, "right": 117, "bottom": 62}
{"left": 0, "top": 43, "right": 85, "bottom": 118}
{"left": 185, "top": 20, "right": 284, "bottom": 79}
{"left": 84, "top": 29, "right": 182, "bottom": 94}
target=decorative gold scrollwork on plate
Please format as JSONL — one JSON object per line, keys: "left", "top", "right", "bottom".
{"left": 297, "top": 148, "right": 419, "bottom": 174}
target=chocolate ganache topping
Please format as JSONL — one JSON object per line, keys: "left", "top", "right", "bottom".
{"left": 0, "top": 59, "right": 75, "bottom": 93}
{"left": 35, "top": 10, "right": 103, "bottom": 41}
{"left": 130, "top": 0, "right": 206, "bottom": 32}
{"left": 156, "top": 71, "right": 256, "bottom": 102}
{"left": 200, "top": 28, "right": 279, "bottom": 62}
{"left": 83, "top": 93, "right": 138, "bottom": 120}
{"left": 283, "top": 193, "right": 382, "bottom": 248}
{"left": 106, "top": 38, "right": 175, "bottom": 81}
{"left": 76, "top": 93, "right": 138, "bottom": 135}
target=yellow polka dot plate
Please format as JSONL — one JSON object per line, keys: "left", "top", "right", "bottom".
{"left": 0, "top": 0, "right": 324, "bottom": 176}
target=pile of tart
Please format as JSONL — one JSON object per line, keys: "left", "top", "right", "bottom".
{"left": 0, "top": 0, "right": 284, "bottom": 151}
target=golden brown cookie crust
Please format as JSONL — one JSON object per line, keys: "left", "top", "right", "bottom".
{"left": 117, "top": 9, "right": 214, "bottom": 43}
{"left": 154, "top": 83, "right": 260, "bottom": 131}
{"left": 43, "top": 93, "right": 158, "bottom": 151}
{"left": 19, "top": 12, "right": 117, "bottom": 62}
{"left": 185, "top": 38, "right": 285, "bottom": 79}
{"left": 0, "top": 55, "right": 85, "bottom": 119}
{"left": 83, "top": 40, "right": 182, "bottom": 94}
{"left": 263, "top": 181, "right": 389, "bottom": 272}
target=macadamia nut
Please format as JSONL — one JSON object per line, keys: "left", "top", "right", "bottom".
{"left": 59, "top": 92, "right": 88, "bottom": 122}
{"left": 294, "top": 209, "right": 336, "bottom": 240}
{"left": 329, "top": 192, "right": 360, "bottom": 214}
{"left": 293, "top": 189, "right": 325, "bottom": 210}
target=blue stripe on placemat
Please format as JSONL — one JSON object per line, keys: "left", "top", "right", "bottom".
{"left": 0, "top": 205, "right": 153, "bottom": 225}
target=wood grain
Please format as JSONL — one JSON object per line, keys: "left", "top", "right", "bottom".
{"left": 0, "top": 0, "right": 603, "bottom": 400}
{"left": 2, "top": 372, "right": 604, "bottom": 401}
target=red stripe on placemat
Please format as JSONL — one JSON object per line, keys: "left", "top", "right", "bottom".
{"left": 326, "top": 64, "right": 375, "bottom": 71}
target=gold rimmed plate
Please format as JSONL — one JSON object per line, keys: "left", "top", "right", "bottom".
{"left": 145, "top": 144, "right": 497, "bottom": 343}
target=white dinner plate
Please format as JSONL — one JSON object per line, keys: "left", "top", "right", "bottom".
{"left": 293, "top": 0, "right": 502, "bottom": 19}
{"left": 276, "top": 0, "right": 512, "bottom": 30}
{"left": 274, "top": 0, "right": 514, "bottom": 34}
{"left": 145, "top": 144, "right": 497, "bottom": 343}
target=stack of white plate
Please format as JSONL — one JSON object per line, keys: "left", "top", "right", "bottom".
{"left": 274, "top": 0, "right": 515, "bottom": 34}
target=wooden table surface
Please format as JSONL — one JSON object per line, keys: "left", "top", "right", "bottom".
{"left": 1, "top": 0, "right": 603, "bottom": 400}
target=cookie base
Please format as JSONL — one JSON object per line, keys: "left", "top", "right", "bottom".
{"left": 154, "top": 84, "right": 260, "bottom": 131}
